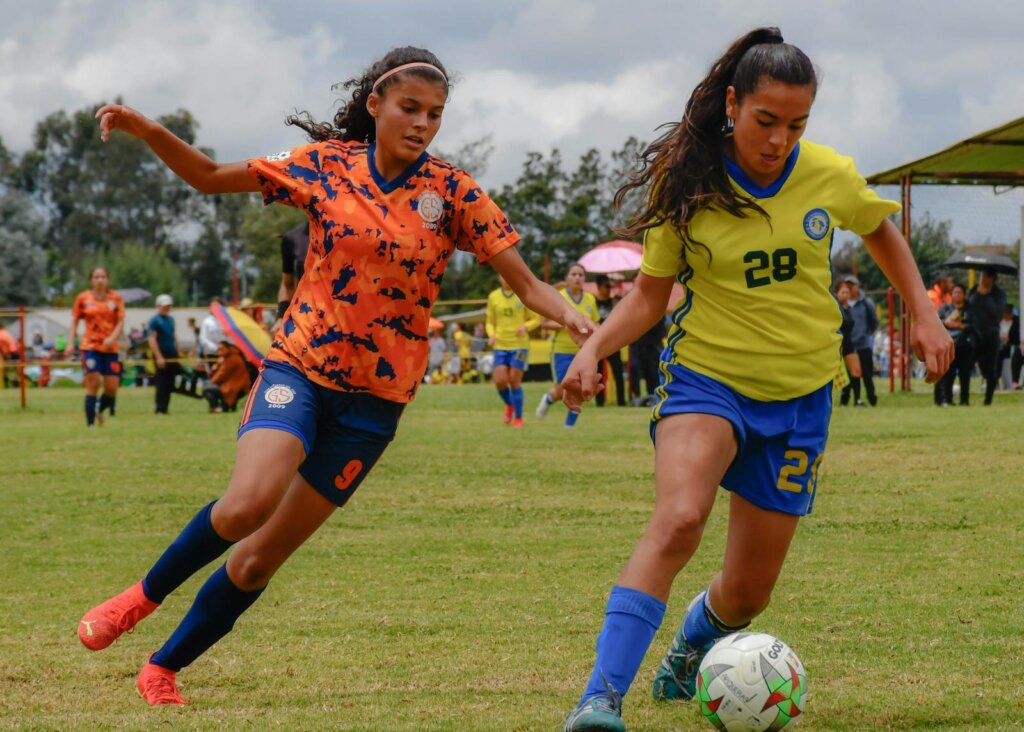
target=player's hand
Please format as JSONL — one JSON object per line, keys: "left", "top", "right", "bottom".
{"left": 515, "top": 325, "right": 526, "bottom": 337}
{"left": 155, "top": 355, "right": 166, "bottom": 368}
{"left": 911, "top": 312, "right": 954, "bottom": 384}
{"left": 487, "top": 336, "right": 496, "bottom": 348}
{"left": 562, "top": 309, "right": 593, "bottom": 348}
{"left": 63, "top": 346, "right": 75, "bottom": 360}
{"left": 560, "top": 352, "right": 603, "bottom": 412}
{"left": 101, "top": 336, "right": 117, "bottom": 351}
{"left": 95, "top": 103, "right": 157, "bottom": 143}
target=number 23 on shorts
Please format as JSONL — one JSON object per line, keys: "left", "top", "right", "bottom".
{"left": 776, "top": 449, "right": 823, "bottom": 493}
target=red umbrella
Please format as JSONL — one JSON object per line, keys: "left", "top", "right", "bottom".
{"left": 579, "top": 240, "right": 643, "bottom": 274}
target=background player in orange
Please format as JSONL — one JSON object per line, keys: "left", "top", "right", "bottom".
{"left": 78, "top": 46, "right": 593, "bottom": 708}
{"left": 66, "top": 266, "right": 125, "bottom": 427}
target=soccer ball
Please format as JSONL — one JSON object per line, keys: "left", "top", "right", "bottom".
{"left": 696, "top": 632, "right": 808, "bottom": 731}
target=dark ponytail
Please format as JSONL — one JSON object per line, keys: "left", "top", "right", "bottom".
{"left": 286, "top": 46, "right": 450, "bottom": 144}
{"left": 614, "top": 27, "right": 817, "bottom": 262}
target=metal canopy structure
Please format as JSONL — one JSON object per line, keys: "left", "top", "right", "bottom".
{"left": 865, "top": 114, "right": 1024, "bottom": 392}
{"left": 868, "top": 116, "right": 1024, "bottom": 187}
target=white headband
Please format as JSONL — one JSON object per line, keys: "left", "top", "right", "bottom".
{"left": 372, "top": 62, "right": 447, "bottom": 91}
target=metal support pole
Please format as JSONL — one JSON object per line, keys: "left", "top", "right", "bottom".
{"left": 888, "top": 287, "right": 895, "bottom": 394}
{"left": 900, "top": 175, "right": 913, "bottom": 391}
{"left": 18, "top": 305, "right": 26, "bottom": 409}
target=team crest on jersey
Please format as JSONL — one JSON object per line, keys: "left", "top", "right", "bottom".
{"left": 416, "top": 191, "right": 444, "bottom": 229}
{"left": 803, "top": 208, "right": 830, "bottom": 240}
{"left": 265, "top": 150, "right": 292, "bottom": 162}
{"left": 264, "top": 384, "right": 295, "bottom": 408}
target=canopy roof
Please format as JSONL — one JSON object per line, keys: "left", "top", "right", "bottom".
{"left": 867, "top": 116, "right": 1024, "bottom": 186}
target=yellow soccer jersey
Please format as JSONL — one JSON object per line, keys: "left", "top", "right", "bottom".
{"left": 641, "top": 140, "right": 900, "bottom": 401}
{"left": 486, "top": 287, "right": 539, "bottom": 350}
{"left": 552, "top": 289, "right": 599, "bottom": 355}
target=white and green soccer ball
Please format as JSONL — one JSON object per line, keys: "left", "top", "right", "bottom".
{"left": 696, "top": 632, "right": 808, "bottom": 731}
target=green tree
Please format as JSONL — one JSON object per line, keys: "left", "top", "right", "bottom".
{"left": 607, "top": 136, "right": 647, "bottom": 236}
{"left": 75, "top": 242, "right": 188, "bottom": 306}
{"left": 11, "top": 101, "right": 207, "bottom": 296}
{"left": 491, "top": 150, "right": 565, "bottom": 280}
{"left": 547, "top": 148, "right": 611, "bottom": 271}
{"left": 239, "top": 202, "right": 306, "bottom": 303}
{"left": 0, "top": 189, "right": 47, "bottom": 305}
{"left": 849, "top": 214, "right": 957, "bottom": 292}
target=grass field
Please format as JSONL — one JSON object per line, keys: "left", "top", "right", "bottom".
{"left": 1, "top": 382, "right": 1022, "bottom": 731}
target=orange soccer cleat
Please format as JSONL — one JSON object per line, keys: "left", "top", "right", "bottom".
{"left": 137, "top": 657, "right": 188, "bottom": 706}
{"left": 78, "top": 581, "right": 159, "bottom": 651}
{"left": 503, "top": 404, "right": 514, "bottom": 424}
{"left": 512, "top": 417, "right": 524, "bottom": 428}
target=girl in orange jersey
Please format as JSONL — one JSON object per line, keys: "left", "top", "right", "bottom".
{"left": 78, "top": 46, "right": 593, "bottom": 707}
{"left": 66, "top": 266, "right": 125, "bottom": 427}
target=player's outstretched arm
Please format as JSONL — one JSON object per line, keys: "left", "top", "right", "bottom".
{"left": 95, "top": 104, "right": 259, "bottom": 195}
{"left": 489, "top": 248, "right": 592, "bottom": 345}
{"left": 862, "top": 218, "right": 953, "bottom": 383}
{"left": 561, "top": 272, "right": 674, "bottom": 410}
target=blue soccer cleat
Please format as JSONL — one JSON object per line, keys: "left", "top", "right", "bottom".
{"left": 652, "top": 593, "right": 713, "bottom": 701}
{"left": 563, "top": 676, "right": 625, "bottom": 732}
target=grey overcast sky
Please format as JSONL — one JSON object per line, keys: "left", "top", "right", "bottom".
{"left": 4, "top": 0, "right": 1024, "bottom": 244}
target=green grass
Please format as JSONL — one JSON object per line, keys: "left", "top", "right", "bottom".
{"left": 1, "top": 383, "right": 1022, "bottom": 730}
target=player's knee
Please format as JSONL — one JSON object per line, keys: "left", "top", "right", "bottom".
{"left": 649, "top": 506, "right": 707, "bottom": 556}
{"left": 212, "top": 499, "right": 274, "bottom": 542}
{"left": 230, "top": 551, "right": 277, "bottom": 591}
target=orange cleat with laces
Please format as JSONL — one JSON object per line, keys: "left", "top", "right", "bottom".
{"left": 503, "top": 404, "right": 514, "bottom": 424}
{"left": 137, "top": 656, "right": 188, "bottom": 705}
{"left": 78, "top": 581, "right": 159, "bottom": 651}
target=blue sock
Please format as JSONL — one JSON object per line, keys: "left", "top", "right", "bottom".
{"left": 108, "top": 395, "right": 116, "bottom": 416}
{"left": 565, "top": 410, "right": 580, "bottom": 427}
{"left": 99, "top": 394, "right": 114, "bottom": 416}
{"left": 498, "top": 387, "right": 512, "bottom": 406}
{"left": 581, "top": 586, "right": 666, "bottom": 702}
{"left": 512, "top": 387, "right": 524, "bottom": 418}
{"left": 142, "top": 501, "right": 234, "bottom": 604}
{"left": 150, "top": 564, "right": 263, "bottom": 671}
{"left": 85, "top": 395, "right": 97, "bottom": 426}
{"left": 681, "top": 590, "right": 748, "bottom": 649}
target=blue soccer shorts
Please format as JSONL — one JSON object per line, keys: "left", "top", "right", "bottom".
{"left": 650, "top": 362, "right": 832, "bottom": 516}
{"left": 238, "top": 360, "right": 405, "bottom": 507}
{"left": 82, "top": 350, "right": 122, "bottom": 377}
{"left": 494, "top": 348, "right": 528, "bottom": 371}
{"left": 551, "top": 352, "right": 576, "bottom": 383}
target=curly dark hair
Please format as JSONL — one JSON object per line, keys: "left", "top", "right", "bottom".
{"left": 614, "top": 27, "right": 817, "bottom": 263}
{"left": 285, "top": 46, "right": 450, "bottom": 144}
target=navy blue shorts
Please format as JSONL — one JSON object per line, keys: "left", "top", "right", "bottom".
{"left": 238, "top": 361, "right": 405, "bottom": 507}
{"left": 651, "top": 363, "right": 832, "bottom": 516}
{"left": 494, "top": 348, "right": 528, "bottom": 371}
{"left": 82, "top": 351, "right": 122, "bottom": 377}
{"left": 551, "top": 352, "right": 575, "bottom": 383}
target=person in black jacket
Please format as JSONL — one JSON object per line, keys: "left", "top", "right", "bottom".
{"left": 965, "top": 268, "right": 1007, "bottom": 405}
{"left": 839, "top": 275, "right": 879, "bottom": 406}
{"left": 272, "top": 222, "right": 310, "bottom": 332}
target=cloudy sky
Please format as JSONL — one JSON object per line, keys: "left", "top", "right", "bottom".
{"left": 5, "top": 0, "right": 1024, "bottom": 244}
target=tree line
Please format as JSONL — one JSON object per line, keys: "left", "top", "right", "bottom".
{"left": 0, "top": 100, "right": 982, "bottom": 310}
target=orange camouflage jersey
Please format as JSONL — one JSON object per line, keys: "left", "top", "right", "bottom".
{"left": 72, "top": 290, "right": 125, "bottom": 353}
{"left": 247, "top": 140, "right": 520, "bottom": 403}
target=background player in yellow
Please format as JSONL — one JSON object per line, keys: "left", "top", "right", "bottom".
{"left": 558, "top": 27, "right": 953, "bottom": 732}
{"left": 486, "top": 272, "right": 539, "bottom": 426}
{"left": 536, "top": 262, "right": 600, "bottom": 428}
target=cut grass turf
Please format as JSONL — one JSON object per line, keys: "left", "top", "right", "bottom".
{"left": 1, "top": 384, "right": 1022, "bottom": 730}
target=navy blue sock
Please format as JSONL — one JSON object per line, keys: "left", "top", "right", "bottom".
{"left": 681, "top": 590, "right": 749, "bottom": 649}
{"left": 498, "top": 387, "right": 512, "bottom": 405}
{"left": 512, "top": 387, "right": 524, "bottom": 418}
{"left": 108, "top": 395, "right": 116, "bottom": 416}
{"left": 98, "top": 394, "right": 113, "bottom": 416}
{"left": 150, "top": 564, "right": 263, "bottom": 671}
{"left": 85, "top": 395, "right": 97, "bottom": 426}
{"left": 581, "top": 586, "right": 666, "bottom": 702}
{"left": 142, "top": 501, "right": 234, "bottom": 604}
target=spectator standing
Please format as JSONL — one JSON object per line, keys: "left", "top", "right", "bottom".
{"left": 629, "top": 317, "right": 666, "bottom": 403}
{"left": 427, "top": 329, "right": 446, "bottom": 382}
{"left": 273, "top": 222, "right": 310, "bottom": 333}
{"left": 965, "top": 268, "right": 1007, "bottom": 405}
{"left": 936, "top": 283, "right": 974, "bottom": 406}
{"left": 927, "top": 272, "right": 953, "bottom": 309}
{"left": 594, "top": 275, "right": 626, "bottom": 407}
{"left": 148, "top": 294, "right": 181, "bottom": 415}
{"left": 839, "top": 274, "right": 879, "bottom": 406}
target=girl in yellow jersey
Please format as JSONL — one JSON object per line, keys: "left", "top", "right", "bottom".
{"left": 536, "top": 262, "right": 599, "bottom": 428}
{"left": 486, "top": 272, "right": 539, "bottom": 426}
{"left": 559, "top": 28, "right": 953, "bottom": 731}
